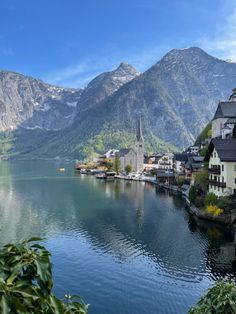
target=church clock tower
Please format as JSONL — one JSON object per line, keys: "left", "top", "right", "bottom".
{"left": 135, "top": 118, "right": 144, "bottom": 172}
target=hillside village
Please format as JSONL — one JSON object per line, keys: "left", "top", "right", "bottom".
{"left": 75, "top": 88, "right": 236, "bottom": 222}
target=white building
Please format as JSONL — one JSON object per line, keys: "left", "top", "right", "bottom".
{"left": 156, "top": 153, "right": 174, "bottom": 170}
{"left": 204, "top": 138, "right": 236, "bottom": 196}
{"left": 212, "top": 88, "right": 236, "bottom": 139}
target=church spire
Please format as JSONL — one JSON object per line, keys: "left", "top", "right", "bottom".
{"left": 136, "top": 118, "right": 143, "bottom": 142}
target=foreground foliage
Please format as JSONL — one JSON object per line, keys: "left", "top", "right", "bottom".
{"left": 189, "top": 280, "right": 236, "bottom": 313}
{"left": 0, "top": 238, "right": 88, "bottom": 313}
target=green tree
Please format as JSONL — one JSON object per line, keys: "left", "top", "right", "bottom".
{"left": 189, "top": 186, "right": 197, "bottom": 204}
{"left": 194, "top": 169, "right": 208, "bottom": 192}
{"left": 105, "top": 161, "right": 114, "bottom": 171}
{"left": 125, "top": 164, "right": 132, "bottom": 174}
{"left": 0, "top": 238, "right": 88, "bottom": 313}
{"left": 189, "top": 280, "right": 236, "bottom": 313}
{"left": 114, "top": 154, "right": 121, "bottom": 174}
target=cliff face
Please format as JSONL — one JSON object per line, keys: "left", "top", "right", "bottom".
{"left": 0, "top": 71, "right": 82, "bottom": 131}
{"left": 1, "top": 47, "right": 236, "bottom": 159}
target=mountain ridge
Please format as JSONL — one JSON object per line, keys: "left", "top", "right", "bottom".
{"left": 0, "top": 47, "right": 236, "bottom": 159}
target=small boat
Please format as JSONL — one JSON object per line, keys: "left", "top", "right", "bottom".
{"left": 59, "top": 168, "right": 65, "bottom": 172}
{"left": 104, "top": 171, "right": 116, "bottom": 181}
{"left": 95, "top": 173, "right": 106, "bottom": 179}
{"left": 80, "top": 169, "right": 88, "bottom": 174}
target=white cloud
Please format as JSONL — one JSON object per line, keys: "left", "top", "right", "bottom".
{"left": 197, "top": 4, "right": 236, "bottom": 61}
{"left": 43, "top": 44, "right": 170, "bottom": 88}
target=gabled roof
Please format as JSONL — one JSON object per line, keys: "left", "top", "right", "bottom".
{"left": 204, "top": 138, "right": 236, "bottom": 162}
{"left": 174, "top": 153, "right": 189, "bottom": 162}
{"left": 213, "top": 101, "right": 236, "bottom": 120}
{"left": 118, "top": 148, "right": 135, "bottom": 157}
{"left": 225, "top": 117, "right": 236, "bottom": 125}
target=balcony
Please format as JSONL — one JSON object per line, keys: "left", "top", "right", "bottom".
{"left": 208, "top": 180, "right": 226, "bottom": 188}
{"left": 209, "top": 168, "right": 221, "bottom": 175}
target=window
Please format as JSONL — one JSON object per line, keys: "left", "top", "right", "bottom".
{"left": 235, "top": 165, "right": 236, "bottom": 171}
{"left": 235, "top": 178, "right": 236, "bottom": 184}
{"left": 222, "top": 164, "right": 224, "bottom": 171}
{"left": 222, "top": 176, "right": 224, "bottom": 182}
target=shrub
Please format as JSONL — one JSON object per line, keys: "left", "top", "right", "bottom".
{"left": 189, "top": 186, "right": 197, "bottom": 204}
{"left": 0, "top": 238, "right": 88, "bottom": 313}
{"left": 188, "top": 280, "right": 236, "bottom": 313}
{"left": 206, "top": 204, "right": 223, "bottom": 216}
{"left": 194, "top": 169, "right": 208, "bottom": 193}
{"left": 204, "top": 192, "right": 218, "bottom": 206}
{"left": 218, "top": 195, "right": 236, "bottom": 213}
{"left": 125, "top": 164, "right": 132, "bottom": 174}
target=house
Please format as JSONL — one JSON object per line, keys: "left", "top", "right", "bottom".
{"left": 143, "top": 154, "right": 162, "bottom": 172}
{"left": 185, "top": 155, "right": 204, "bottom": 180}
{"left": 174, "top": 153, "right": 189, "bottom": 174}
{"left": 156, "top": 171, "right": 175, "bottom": 185}
{"left": 212, "top": 88, "right": 236, "bottom": 139}
{"left": 188, "top": 145, "right": 200, "bottom": 155}
{"left": 204, "top": 138, "right": 236, "bottom": 196}
{"left": 156, "top": 153, "right": 174, "bottom": 171}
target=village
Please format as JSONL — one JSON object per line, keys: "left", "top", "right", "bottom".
{"left": 75, "top": 88, "right": 236, "bottom": 224}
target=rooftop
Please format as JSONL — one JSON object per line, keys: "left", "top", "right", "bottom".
{"left": 204, "top": 138, "right": 236, "bottom": 162}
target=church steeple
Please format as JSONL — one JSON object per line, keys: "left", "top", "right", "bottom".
{"left": 135, "top": 118, "right": 144, "bottom": 172}
{"left": 136, "top": 118, "right": 143, "bottom": 142}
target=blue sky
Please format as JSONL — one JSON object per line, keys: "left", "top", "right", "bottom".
{"left": 1, "top": 0, "right": 236, "bottom": 87}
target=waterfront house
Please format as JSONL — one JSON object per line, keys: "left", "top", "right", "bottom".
{"left": 156, "top": 170, "right": 175, "bottom": 185}
{"left": 204, "top": 138, "right": 236, "bottom": 196}
{"left": 143, "top": 154, "right": 162, "bottom": 172}
{"left": 174, "top": 153, "right": 189, "bottom": 175}
{"left": 212, "top": 88, "right": 236, "bottom": 139}
{"left": 185, "top": 155, "right": 204, "bottom": 180}
{"left": 156, "top": 153, "right": 174, "bottom": 171}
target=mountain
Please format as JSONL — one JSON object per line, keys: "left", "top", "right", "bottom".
{"left": 0, "top": 70, "right": 82, "bottom": 131}
{"left": 1, "top": 47, "right": 236, "bottom": 160}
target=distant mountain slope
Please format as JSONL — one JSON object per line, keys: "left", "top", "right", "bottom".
{"left": 0, "top": 70, "right": 82, "bottom": 131}
{"left": 1, "top": 47, "right": 236, "bottom": 160}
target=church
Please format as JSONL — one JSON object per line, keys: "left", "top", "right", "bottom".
{"left": 118, "top": 119, "right": 144, "bottom": 173}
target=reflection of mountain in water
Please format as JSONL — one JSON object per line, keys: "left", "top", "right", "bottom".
{"left": 0, "top": 161, "right": 235, "bottom": 281}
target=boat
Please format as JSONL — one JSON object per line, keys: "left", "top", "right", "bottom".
{"left": 59, "top": 168, "right": 65, "bottom": 172}
{"left": 95, "top": 173, "right": 106, "bottom": 179}
{"left": 104, "top": 171, "right": 116, "bottom": 181}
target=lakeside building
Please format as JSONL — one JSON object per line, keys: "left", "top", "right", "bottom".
{"left": 212, "top": 88, "right": 236, "bottom": 139}
{"left": 143, "top": 153, "right": 174, "bottom": 172}
{"left": 118, "top": 119, "right": 144, "bottom": 173}
{"left": 185, "top": 155, "right": 204, "bottom": 181}
{"left": 204, "top": 138, "right": 236, "bottom": 196}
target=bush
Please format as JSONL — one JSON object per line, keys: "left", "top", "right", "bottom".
{"left": 189, "top": 280, "right": 236, "bottom": 313}
{"left": 194, "top": 169, "right": 208, "bottom": 193}
{"left": 218, "top": 195, "right": 236, "bottom": 213}
{"left": 205, "top": 193, "right": 218, "bottom": 206}
{"left": 189, "top": 186, "right": 197, "bottom": 204}
{"left": 0, "top": 238, "right": 88, "bottom": 313}
{"left": 125, "top": 164, "right": 132, "bottom": 174}
{"left": 206, "top": 205, "right": 223, "bottom": 216}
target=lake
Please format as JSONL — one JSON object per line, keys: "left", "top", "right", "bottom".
{"left": 0, "top": 161, "right": 235, "bottom": 313}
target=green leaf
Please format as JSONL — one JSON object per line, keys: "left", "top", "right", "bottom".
{"left": 0, "top": 295, "right": 10, "bottom": 314}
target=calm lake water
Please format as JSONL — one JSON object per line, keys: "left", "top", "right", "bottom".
{"left": 0, "top": 161, "right": 235, "bottom": 313}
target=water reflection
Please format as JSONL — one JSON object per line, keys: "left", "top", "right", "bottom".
{"left": 0, "top": 161, "right": 236, "bottom": 313}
